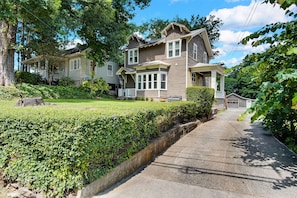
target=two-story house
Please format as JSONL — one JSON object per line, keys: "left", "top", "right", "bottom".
{"left": 116, "top": 22, "right": 225, "bottom": 103}
{"left": 22, "top": 46, "right": 120, "bottom": 94}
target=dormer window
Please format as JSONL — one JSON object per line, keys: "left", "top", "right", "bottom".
{"left": 167, "top": 39, "right": 181, "bottom": 58}
{"left": 128, "top": 48, "right": 139, "bottom": 65}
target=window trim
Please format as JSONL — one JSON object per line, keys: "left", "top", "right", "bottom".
{"left": 192, "top": 73, "right": 196, "bottom": 82}
{"left": 107, "top": 64, "right": 113, "bottom": 77}
{"left": 136, "top": 72, "right": 167, "bottom": 90}
{"left": 70, "top": 58, "right": 81, "bottom": 71}
{"left": 193, "top": 43, "right": 198, "bottom": 61}
{"left": 203, "top": 51, "right": 208, "bottom": 63}
{"left": 167, "top": 39, "right": 181, "bottom": 58}
{"left": 128, "top": 48, "right": 139, "bottom": 65}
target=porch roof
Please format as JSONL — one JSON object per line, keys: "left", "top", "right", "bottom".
{"left": 116, "top": 67, "right": 136, "bottom": 75}
{"left": 22, "top": 55, "right": 66, "bottom": 65}
{"left": 135, "top": 60, "right": 170, "bottom": 71}
{"left": 190, "top": 63, "right": 224, "bottom": 75}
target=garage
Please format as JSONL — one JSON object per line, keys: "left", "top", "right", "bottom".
{"left": 226, "top": 93, "right": 255, "bottom": 109}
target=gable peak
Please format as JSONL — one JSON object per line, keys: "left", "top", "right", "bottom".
{"left": 161, "top": 22, "right": 190, "bottom": 36}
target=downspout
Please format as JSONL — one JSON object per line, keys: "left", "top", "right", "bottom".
{"left": 186, "top": 39, "right": 189, "bottom": 89}
{"left": 158, "top": 67, "right": 161, "bottom": 98}
{"left": 186, "top": 36, "right": 193, "bottom": 89}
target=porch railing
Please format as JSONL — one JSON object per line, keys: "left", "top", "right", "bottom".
{"left": 118, "top": 88, "right": 136, "bottom": 97}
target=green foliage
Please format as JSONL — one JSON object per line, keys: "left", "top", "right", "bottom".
{"left": 81, "top": 78, "right": 110, "bottom": 96}
{"left": 15, "top": 71, "right": 43, "bottom": 85}
{"left": 0, "top": 100, "right": 200, "bottom": 197}
{"left": 0, "top": 84, "right": 92, "bottom": 100}
{"left": 58, "top": 77, "right": 75, "bottom": 87}
{"left": 240, "top": 1, "right": 297, "bottom": 151}
{"left": 186, "top": 86, "right": 215, "bottom": 117}
{"left": 225, "top": 57, "right": 260, "bottom": 99}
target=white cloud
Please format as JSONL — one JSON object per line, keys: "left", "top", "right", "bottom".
{"left": 209, "top": 1, "right": 288, "bottom": 67}
{"left": 219, "top": 30, "right": 251, "bottom": 44}
{"left": 223, "top": 56, "right": 245, "bottom": 67}
{"left": 210, "top": 0, "right": 288, "bottom": 31}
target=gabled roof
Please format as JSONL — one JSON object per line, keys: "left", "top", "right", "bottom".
{"left": 139, "top": 38, "right": 166, "bottom": 49}
{"left": 181, "top": 28, "right": 213, "bottom": 59}
{"left": 127, "top": 33, "right": 147, "bottom": 44}
{"left": 116, "top": 67, "right": 136, "bottom": 75}
{"left": 226, "top": 93, "right": 255, "bottom": 101}
{"left": 161, "top": 22, "right": 190, "bottom": 36}
{"left": 126, "top": 22, "right": 214, "bottom": 59}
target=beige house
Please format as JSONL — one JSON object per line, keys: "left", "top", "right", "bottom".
{"left": 22, "top": 47, "right": 120, "bottom": 93}
{"left": 117, "top": 22, "right": 225, "bottom": 102}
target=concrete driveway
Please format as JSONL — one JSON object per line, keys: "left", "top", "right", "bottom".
{"left": 95, "top": 109, "right": 297, "bottom": 198}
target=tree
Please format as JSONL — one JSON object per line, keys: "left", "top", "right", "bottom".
{"left": 225, "top": 54, "right": 260, "bottom": 99}
{"left": 61, "top": 0, "right": 150, "bottom": 84}
{"left": 240, "top": 0, "right": 297, "bottom": 149}
{"left": 0, "top": 0, "right": 63, "bottom": 86}
{"left": 138, "top": 14, "right": 223, "bottom": 54}
{"left": 0, "top": 0, "right": 151, "bottom": 86}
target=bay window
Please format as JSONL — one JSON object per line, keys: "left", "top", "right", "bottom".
{"left": 137, "top": 72, "right": 167, "bottom": 90}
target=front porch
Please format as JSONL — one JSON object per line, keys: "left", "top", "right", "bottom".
{"left": 190, "top": 63, "right": 225, "bottom": 103}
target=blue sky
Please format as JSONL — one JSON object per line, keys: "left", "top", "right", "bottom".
{"left": 131, "top": 0, "right": 290, "bottom": 67}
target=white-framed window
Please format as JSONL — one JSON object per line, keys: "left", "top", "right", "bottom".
{"left": 107, "top": 64, "right": 113, "bottom": 76}
{"left": 137, "top": 72, "right": 167, "bottom": 90}
{"left": 160, "top": 73, "right": 167, "bottom": 89}
{"left": 193, "top": 43, "right": 198, "bottom": 60}
{"left": 128, "top": 48, "right": 139, "bottom": 65}
{"left": 137, "top": 75, "right": 142, "bottom": 90}
{"left": 203, "top": 51, "right": 208, "bottom": 63}
{"left": 147, "top": 73, "right": 158, "bottom": 89}
{"left": 70, "top": 58, "right": 81, "bottom": 71}
{"left": 167, "top": 39, "right": 181, "bottom": 58}
{"left": 192, "top": 73, "right": 196, "bottom": 82}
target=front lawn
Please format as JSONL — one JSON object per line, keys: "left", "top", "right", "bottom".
{"left": 1, "top": 99, "right": 190, "bottom": 117}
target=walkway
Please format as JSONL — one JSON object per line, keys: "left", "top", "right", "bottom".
{"left": 95, "top": 109, "right": 297, "bottom": 198}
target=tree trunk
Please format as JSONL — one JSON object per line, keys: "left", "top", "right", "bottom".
{"left": 91, "top": 60, "right": 96, "bottom": 85}
{"left": 0, "top": 20, "right": 16, "bottom": 86}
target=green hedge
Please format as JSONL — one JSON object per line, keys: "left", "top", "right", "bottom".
{"left": 15, "top": 71, "right": 43, "bottom": 85}
{"left": 186, "top": 86, "right": 215, "bottom": 117}
{"left": 0, "top": 84, "right": 93, "bottom": 100}
{"left": 0, "top": 102, "right": 198, "bottom": 197}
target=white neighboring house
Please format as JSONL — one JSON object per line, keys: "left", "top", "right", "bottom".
{"left": 22, "top": 47, "right": 120, "bottom": 95}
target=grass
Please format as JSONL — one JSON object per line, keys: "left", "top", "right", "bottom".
{"left": 1, "top": 99, "right": 191, "bottom": 118}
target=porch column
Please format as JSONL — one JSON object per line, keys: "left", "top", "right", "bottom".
{"left": 220, "top": 74, "right": 224, "bottom": 96}
{"left": 210, "top": 70, "right": 217, "bottom": 91}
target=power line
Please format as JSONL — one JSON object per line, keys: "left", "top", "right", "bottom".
{"left": 228, "top": 0, "right": 260, "bottom": 57}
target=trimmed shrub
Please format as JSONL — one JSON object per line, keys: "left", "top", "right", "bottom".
{"left": 0, "top": 101, "right": 198, "bottom": 197}
{"left": 58, "top": 77, "right": 75, "bottom": 86}
{"left": 186, "top": 86, "right": 215, "bottom": 118}
{"left": 0, "top": 84, "right": 93, "bottom": 100}
{"left": 15, "top": 71, "right": 43, "bottom": 85}
{"left": 81, "top": 78, "right": 110, "bottom": 96}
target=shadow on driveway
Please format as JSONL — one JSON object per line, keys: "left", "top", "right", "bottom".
{"left": 226, "top": 121, "right": 297, "bottom": 190}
